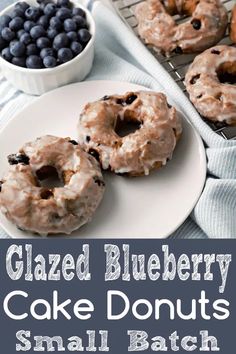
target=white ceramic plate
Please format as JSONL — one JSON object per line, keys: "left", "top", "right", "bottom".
{"left": 0, "top": 80, "right": 206, "bottom": 238}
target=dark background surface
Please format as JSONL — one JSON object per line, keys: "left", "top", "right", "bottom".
{"left": 0, "top": 239, "right": 235, "bottom": 353}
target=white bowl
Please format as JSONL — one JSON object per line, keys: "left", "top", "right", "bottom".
{"left": 0, "top": 0, "right": 95, "bottom": 95}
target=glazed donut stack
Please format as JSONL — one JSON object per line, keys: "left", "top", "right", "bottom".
{"left": 0, "top": 91, "right": 182, "bottom": 236}
{"left": 135, "top": 0, "right": 236, "bottom": 126}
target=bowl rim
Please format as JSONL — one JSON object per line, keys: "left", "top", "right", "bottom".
{"left": 0, "top": 0, "right": 96, "bottom": 74}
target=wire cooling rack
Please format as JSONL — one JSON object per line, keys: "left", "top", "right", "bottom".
{"left": 111, "top": 0, "right": 236, "bottom": 140}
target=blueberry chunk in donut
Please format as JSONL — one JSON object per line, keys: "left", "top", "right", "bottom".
{"left": 77, "top": 91, "right": 182, "bottom": 176}
{"left": 40, "top": 189, "right": 54, "bottom": 200}
{"left": 69, "top": 140, "right": 78, "bottom": 145}
{"left": 88, "top": 148, "right": 100, "bottom": 162}
{"left": 8, "top": 153, "right": 30, "bottom": 165}
{"left": 125, "top": 94, "right": 138, "bottom": 105}
{"left": 191, "top": 19, "right": 201, "bottom": 30}
{"left": 0, "top": 136, "right": 105, "bottom": 235}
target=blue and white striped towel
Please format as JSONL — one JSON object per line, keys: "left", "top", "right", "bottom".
{"left": 0, "top": 0, "right": 235, "bottom": 239}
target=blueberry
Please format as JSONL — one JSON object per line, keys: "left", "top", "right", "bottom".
{"left": 12, "top": 56, "right": 26, "bottom": 67}
{"left": 67, "top": 31, "right": 77, "bottom": 41}
{"left": 47, "top": 27, "right": 58, "bottom": 39}
{"left": 8, "top": 153, "right": 29, "bottom": 165}
{"left": 53, "top": 33, "right": 69, "bottom": 50}
{"left": 44, "top": 3, "right": 57, "bottom": 17}
{"left": 26, "top": 55, "right": 43, "bottom": 69}
{"left": 15, "top": 2, "right": 29, "bottom": 12}
{"left": 1, "top": 28, "right": 15, "bottom": 42}
{"left": 9, "top": 39, "right": 18, "bottom": 48}
{"left": 69, "top": 140, "right": 78, "bottom": 145}
{"left": 26, "top": 43, "right": 38, "bottom": 56}
{"left": 56, "top": 8, "right": 71, "bottom": 21}
{"left": 9, "top": 17, "right": 24, "bottom": 31}
{"left": 50, "top": 17, "right": 62, "bottom": 30}
{"left": 0, "top": 35, "right": 7, "bottom": 50}
{"left": 73, "top": 15, "right": 86, "bottom": 28}
{"left": 40, "top": 47, "right": 54, "bottom": 59}
{"left": 0, "top": 15, "right": 11, "bottom": 28}
{"left": 20, "top": 32, "right": 31, "bottom": 45}
{"left": 1, "top": 47, "right": 12, "bottom": 62}
{"left": 37, "top": 0, "right": 51, "bottom": 4}
{"left": 43, "top": 55, "right": 57, "bottom": 68}
{"left": 11, "top": 8, "right": 25, "bottom": 19}
{"left": 38, "top": 15, "right": 49, "bottom": 29}
{"left": 25, "top": 6, "right": 40, "bottom": 21}
{"left": 10, "top": 41, "right": 25, "bottom": 57}
{"left": 64, "top": 18, "right": 76, "bottom": 32}
{"left": 38, "top": 1, "right": 51, "bottom": 12}
{"left": 174, "top": 46, "right": 183, "bottom": 54}
{"left": 17, "top": 29, "right": 25, "bottom": 39}
{"left": 57, "top": 0, "right": 70, "bottom": 7}
{"left": 70, "top": 41, "right": 82, "bottom": 55}
{"left": 72, "top": 8, "right": 86, "bottom": 18}
{"left": 24, "top": 20, "right": 35, "bottom": 32}
{"left": 58, "top": 47, "right": 73, "bottom": 63}
{"left": 191, "top": 19, "right": 201, "bottom": 30}
{"left": 78, "top": 29, "right": 91, "bottom": 43}
{"left": 30, "top": 25, "right": 46, "bottom": 39}
{"left": 36, "top": 36, "right": 51, "bottom": 49}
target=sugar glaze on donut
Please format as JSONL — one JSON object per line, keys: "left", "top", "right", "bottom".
{"left": 230, "top": 5, "right": 236, "bottom": 43}
{"left": 0, "top": 136, "right": 105, "bottom": 235}
{"left": 135, "top": 0, "right": 228, "bottom": 55}
{"left": 185, "top": 45, "right": 236, "bottom": 125}
{"left": 77, "top": 91, "right": 182, "bottom": 176}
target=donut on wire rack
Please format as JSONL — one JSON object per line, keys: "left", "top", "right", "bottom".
{"left": 135, "top": 0, "right": 228, "bottom": 56}
{"left": 230, "top": 4, "right": 236, "bottom": 43}
{"left": 185, "top": 45, "right": 236, "bottom": 125}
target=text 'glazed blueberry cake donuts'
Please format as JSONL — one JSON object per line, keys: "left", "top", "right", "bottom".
{"left": 135, "top": 0, "right": 228, "bottom": 56}
{"left": 77, "top": 91, "right": 182, "bottom": 176}
{"left": 185, "top": 45, "right": 236, "bottom": 125}
{"left": 0, "top": 135, "right": 105, "bottom": 235}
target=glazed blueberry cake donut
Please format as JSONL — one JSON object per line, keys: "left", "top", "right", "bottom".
{"left": 0, "top": 136, "right": 105, "bottom": 235}
{"left": 135, "top": 0, "right": 228, "bottom": 55}
{"left": 230, "top": 4, "right": 236, "bottom": 43}
{"left": 185, "top": 45, "right": 236, "bottom": 125}
{"left": 77, "top": 91, "right": 182, "bottom": 176}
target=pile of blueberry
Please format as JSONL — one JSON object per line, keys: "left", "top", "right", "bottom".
{"left": 0, "top": 0, "right": 92, "bottom": 69}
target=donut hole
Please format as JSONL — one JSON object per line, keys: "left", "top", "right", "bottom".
{"left": 217, "top": 64, "right": 236, "bottom": 85}
{"left": 115, "top": 116, "right": 141, "bottom": 137}
{"left": 36, "top": 166, "right": 64, "bottom": 189}
{"left": 162, "top": 0, "right": 199, "bottom": 16}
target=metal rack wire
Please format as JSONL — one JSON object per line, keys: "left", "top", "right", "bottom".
{"left": 111, "top": 0, "right": 236, "bottom": 139}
